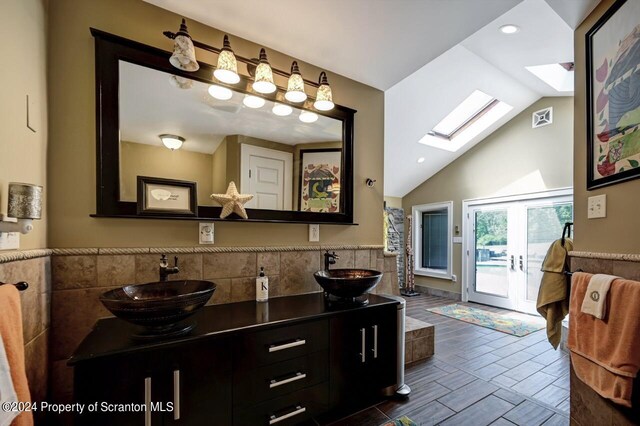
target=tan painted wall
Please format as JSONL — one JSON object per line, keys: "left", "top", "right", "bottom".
{"left": 384, "top": 197, "right": 403, "bottom": 209}
{"left": 47, "top": 0, "right": 384, "bottom": 248}
{"left": 211, "top": 139, "right": 228, "bottom": 195}
{"left": 403, "top": 97, "right": 574, "bottom": 294}
{"left": 573, "top": 0, "right": 640, "bottom": 254}
{"left": 0, "top": 0, "right": 48, "bottom": 250}
{"left": 120, "top": 141, "right": 215, "bottom": 206}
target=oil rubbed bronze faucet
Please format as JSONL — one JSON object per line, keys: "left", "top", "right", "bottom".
{"left": 159, "top": 254, "right": 179, "bottom": 282}
{"left": 324, "top": 251, "right": 339, "bottom": 271}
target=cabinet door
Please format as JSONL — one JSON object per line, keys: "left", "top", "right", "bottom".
{"left": 163, "top": 339, "right": 232, "bottom": 426}
{"left": 328, "top": 304, "right": 397, "bottom": 412}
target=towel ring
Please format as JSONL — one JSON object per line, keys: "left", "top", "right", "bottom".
{"left": 0, "top": 281, "right": 29, "bottom": 291}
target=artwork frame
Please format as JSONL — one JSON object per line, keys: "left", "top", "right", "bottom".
{"left": 299, "top": 149, "right": 342, "bottom": 213}
{"left": 586, "top": 0, "right": 640, "bottom": 190}
{"left": 137, "top": 176, "right": 198, "bottom": 217}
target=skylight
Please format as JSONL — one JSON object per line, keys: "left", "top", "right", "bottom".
{"left": 525, "top": 63, "right": 574, "bottom": 92}
{"left": 419, "top": 90, "right": 513, "bottom": 152}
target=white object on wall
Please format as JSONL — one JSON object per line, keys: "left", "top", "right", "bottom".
{"left": 532, "top": 107, "right": 553, "bottom": 128}
{"left": 0, "top": 232, "right": 19, "bottom": 251}
{"left": 588, "top": 194, "right": 606, "bottom": 219}
{"left": 199, "top": 222, "right": 215, "bottom": 244}
{"left": 309, "top": 224, "right": 320, "bottom": 242}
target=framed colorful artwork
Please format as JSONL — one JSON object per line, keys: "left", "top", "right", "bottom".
{"left": 586, "top": 0, "right": 640, "bottom": 189}
{"left": 299, "top": 149, "right": 342, "bottom": 212}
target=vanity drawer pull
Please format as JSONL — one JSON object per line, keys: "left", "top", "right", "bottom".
{"left": 269, "top": 405, "right": 306, "bottom": 425}
{"left": 173, "top": 370, "right": 180, "bottom": 420}
{"left": 269, "top": 372, "right": 307, "bottom": 389}
{"left": 360, "top": 328, "right": 366, "bottom": 363}
{"left": 268, "top": 339, "right": 306, "bottom": 353}
{"left": 144, "top": 377, "right": 152, "bottom": 426}
{"left": 373, "top": 325, "right": 378, "bottom": 359}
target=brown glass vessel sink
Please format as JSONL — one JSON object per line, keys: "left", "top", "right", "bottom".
{"left": 100, "top": 280, "right": 216, "bottom": 338}
{"left": 313, "top": 269, "right": 383, "bottom": 299}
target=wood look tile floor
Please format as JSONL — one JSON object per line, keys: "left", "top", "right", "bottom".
{"left": 327, "top": 295, "right": 570, "bottom": 426}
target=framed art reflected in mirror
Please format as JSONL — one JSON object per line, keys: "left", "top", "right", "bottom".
{"left": 137, "top": 176, "right": 197, "bottom": 217}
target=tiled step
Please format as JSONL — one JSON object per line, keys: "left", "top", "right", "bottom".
{"left": 405, "top": 316, "right": 434, "bottom": 364}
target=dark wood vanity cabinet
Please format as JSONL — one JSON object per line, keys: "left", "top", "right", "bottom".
{"left": 329, "top": 303, "right": 398, "bottom": 412}
{"left": 71, "top": 294, "right": 398, "bottom": 425}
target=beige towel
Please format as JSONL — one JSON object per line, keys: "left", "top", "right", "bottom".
{"left": 581, "top": 274, "right": 619, "bottom": 319}
{"left": 568, "top": 272, "right": 640, "bottom": 407}
{"left": 536, "top": 238, "right": 573, "bottom": 349}
{"left": 0, "top": 285, "right": 33, "bottom": 426}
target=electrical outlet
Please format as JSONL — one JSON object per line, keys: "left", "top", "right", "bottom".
{"left": 0, "top": 232, "right": 20, "bottom": 251}
{"left": 451, "top": 274, "right": 457, "bottom": 282}
{"left": 588, "top": 194, "right": 606, "bottom": 219}
{"left": 199, "top": 223, "right": 215, "bottom": 244}
{"left": 309, "top": 224, "right": 320, "bottom": 242}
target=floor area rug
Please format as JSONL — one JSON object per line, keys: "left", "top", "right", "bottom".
{"left": 380, "top": 416, "right": 418, "bottom": 426}
{"left": 426, "top": 304, "right": 545, "bottom": 337}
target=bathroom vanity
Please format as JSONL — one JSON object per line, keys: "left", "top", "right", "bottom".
{"left": 70, "top": 293, "right": 399, "bottom": 425}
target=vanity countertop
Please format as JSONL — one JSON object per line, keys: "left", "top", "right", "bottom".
{"left": 69, "top": 293, "right": 399, "bottom": 365}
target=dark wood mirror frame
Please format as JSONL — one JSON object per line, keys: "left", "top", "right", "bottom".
{"left": 91, "top": 28, "right": 356, "bottom": 224}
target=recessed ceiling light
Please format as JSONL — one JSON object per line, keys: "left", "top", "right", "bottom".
{"left": 499, "top": 24, "right": 520, "bottom": 34}
{"left": 243, "top": 94, "right": 265, "bottom": 109}
{"left": 417, "top": 157, "right": 425, "bottom": 163}
{"left": 299, "top": 111, "right": 318, "bottom": 123}
{"left": 208, "top": 84, "right": 233, "bottom": 100}
{"left": 272, "top": 103, "right": 293, "bottom": 116}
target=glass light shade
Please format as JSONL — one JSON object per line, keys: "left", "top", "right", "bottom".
{"left": 159, "top": 134, "right": 185, "bottom": 150}
{"left": 314, "top": 84, "right": 334, "bottom": 111}
{"left": 243, "top": 95, "right": 265, "bottom": 109}
{"left": 169, "top": 20, "right": 199, "bottom": 72}
{"left": 208, "top": 84, "right": 233, "bottom": 100}
{"left": 214, "top": 36, "right": 240, "bottom": 84}
{"left": 285, "top": 61, "right": 307, "bottom": 103}
{"left": 169, "top": 75, "right": 193, "bottom": 89}
{"left": 299, "top": 110, "right": 318, "bottom": 123}
{"left": 252, "top": 49, "right": 276, "bottom": 94}
{"left": 272, "top": 103, "right": 293, "bottom": 116}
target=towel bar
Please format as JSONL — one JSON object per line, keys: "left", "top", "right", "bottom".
{"left": 0, "top": 281, "right": 29, "bottom": 291}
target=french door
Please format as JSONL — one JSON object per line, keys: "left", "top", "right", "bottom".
{"left": 464, "top": 190, "right": 572, "bottom": 314}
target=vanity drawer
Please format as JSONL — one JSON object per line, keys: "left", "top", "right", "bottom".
{"left": 234, "top": 319, "right": 328, "bottom": 368}
{"left": 233, "top": 382, "right": 328, "bottom": 426}
{"left": 233, "top": 350, "right": 328, "bottom": 406}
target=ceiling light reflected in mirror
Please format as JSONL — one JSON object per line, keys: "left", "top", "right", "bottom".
{"left": 208, "top": 84, "right": 233, "bottom": 100}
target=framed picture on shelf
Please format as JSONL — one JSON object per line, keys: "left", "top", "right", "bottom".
{"left": 299, "top": 149, "right": 342, "bottom": 213}
{"left": 137, "top": 176, "right": 198, "bottom": 216}
{"left": 586, "top": 0, "right": 640, "bottom": 189}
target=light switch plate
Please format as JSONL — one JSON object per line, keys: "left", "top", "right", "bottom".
{"left": 309, "top": 224, "right": 320, "bottom": 242}
{"left": 199, "top": 222, "right": 215, "bottom": 244}
{"left": 588, "top": 194, "right": 606, "bottom": 219}
{"left": 0, "top": 232, "right": 20, "bottom": 251}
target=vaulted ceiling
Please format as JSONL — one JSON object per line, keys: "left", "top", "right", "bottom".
{"left": 145, "top": 0, "right": 601, "bottom": 197}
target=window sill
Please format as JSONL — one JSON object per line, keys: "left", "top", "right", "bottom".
{"left": 414, "top": 269, "right": 453, "bottom": 281}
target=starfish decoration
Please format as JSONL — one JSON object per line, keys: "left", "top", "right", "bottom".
{"left": 210, "top": 181, "right": 254, "bottom": 219}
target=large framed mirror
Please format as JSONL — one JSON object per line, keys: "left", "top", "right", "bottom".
{"left": 91, "top": 29, "right": 355, "bottom": 224}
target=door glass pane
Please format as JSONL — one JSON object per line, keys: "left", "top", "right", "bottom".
{"left": 474, "top": 209, "right": 509, "bottom": 297}
{"left": 421, "top": 209, "right": 448, "bottom": 270}
{"left": 526, "top": 203, "right": 573, "bottom": 301}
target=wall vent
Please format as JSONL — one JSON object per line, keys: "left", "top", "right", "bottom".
{"left": 532, "top": 107, "right": 553, "bottom": 128}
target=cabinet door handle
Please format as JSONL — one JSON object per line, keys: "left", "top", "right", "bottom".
{"left": 144, "top": 377, "right": 152, "bottom": 426}
{"left": 173, "top": 370, "right": 180, "bottom": 421}
{"left": 268, "top": 339, "right": 306, "bottom": 353}
{"left": 519, "top": 255, "right": 524, "bottom": 271}
{"left": 372, "top": 325, "right": 378, "bottom": 359}
{"left": 269, "top": 371, "right": 307, "bottom": 389}
{"left": 269, "top": 405, "right": 306, "bottom": 424}
{"left": 360, "top": 328, "right": 366, "bottom": 363}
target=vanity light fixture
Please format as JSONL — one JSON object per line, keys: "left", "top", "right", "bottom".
{"left": 208, "top": 84, "right": 233, "bottom": 100}
{"left": 214, "top": 35, "right": 240, "bottom": 84}
{"left": 285, "top": 61, "right": 307, "bottom": 103}
{"left": 243, "top": 94, "right": 265, "bottom": 109}
{"left": 499, "top": 24, "right": 520, "bottom": 34}
{"left": 299, "top": 110, "right": 318, "bottom": 123}
{"left": 314, "top": 72, "right": 334, "bottom": 111}
{"left": 159, "top": 134, "right": 185, "bottom": 150}
{"left": 169, "top": 19, "right": 199, "bottom": 72}
{"left": 272, "top": 103, "right": 293, "bottom": 116}
{"left": 252, "top": 49, "right": 276, "bottom": 94}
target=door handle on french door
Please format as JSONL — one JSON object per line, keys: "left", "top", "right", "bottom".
{"left": 519, "top": 255, "right": 524, "bottom": 271}
{"left": 510, "top": 255, "right": 515, "bottom": 270}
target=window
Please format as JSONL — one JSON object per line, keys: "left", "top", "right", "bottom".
{"left": 418, "top": 90, "right": 513, "bottom": 152}
{"left": 413, "top": 201, "right": 453, "bottom": 279}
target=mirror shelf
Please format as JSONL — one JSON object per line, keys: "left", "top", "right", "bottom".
{"left": 91, "top": 28, "right": 356, "bottom": 225}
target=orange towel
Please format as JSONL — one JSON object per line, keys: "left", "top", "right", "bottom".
{"left": 567, "top": 272, "right": 640, "bottom": 407}
{"left": 0, "top": 285, "right": 33, "bottom": 426}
